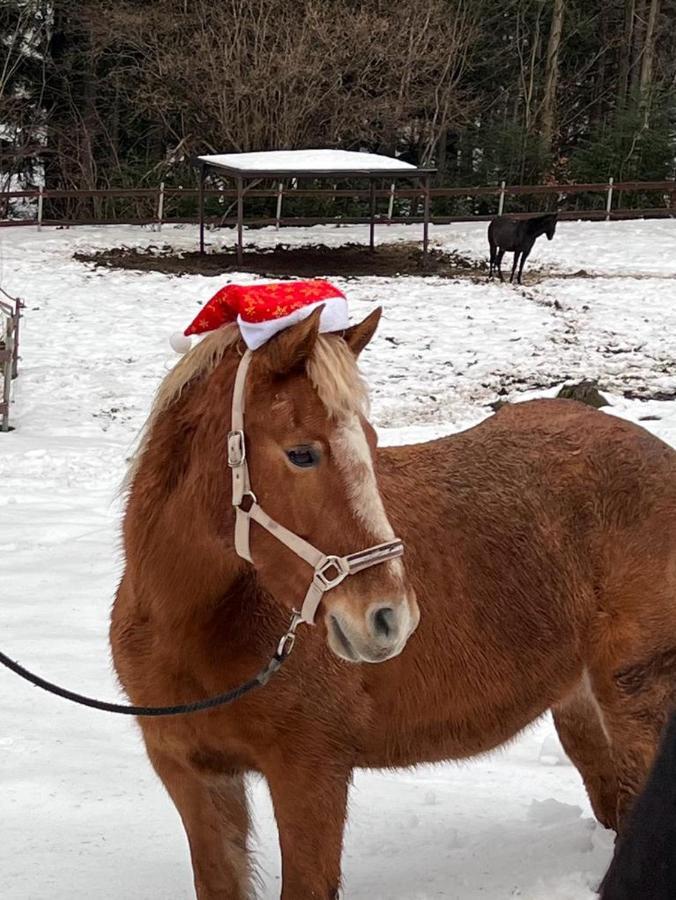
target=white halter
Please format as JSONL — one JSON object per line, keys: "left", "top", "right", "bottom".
{"left": 227, "top": 350, "right": 404, "bottom": 625}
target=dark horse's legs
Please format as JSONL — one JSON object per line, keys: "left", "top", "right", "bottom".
{"left": 509, "top": 252, "right": 521, "bottom": 283}
{"left": 496, "top": 249, "right": 506, "bottom": 282}
{"left": 517, "top": 240, "right": 535, "bottom": 283}
{"left": 488, "top": 239, "right": 497, "bottom": 278}
{"left": 514, "top": 239, "right": 535, "bottom": 284}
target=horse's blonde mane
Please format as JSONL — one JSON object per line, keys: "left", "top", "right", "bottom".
{"left": 125, "top": 325, "right": 368, "bottom": 486}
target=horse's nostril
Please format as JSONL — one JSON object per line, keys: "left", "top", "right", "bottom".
{"left": 372, "top": 606, "right": 396, "bottom": 639}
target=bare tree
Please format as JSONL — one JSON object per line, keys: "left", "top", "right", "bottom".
{"left": 540, "top": 0, "right": 565, "bottom": 149}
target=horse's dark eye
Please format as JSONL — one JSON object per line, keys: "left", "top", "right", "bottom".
{"left": 286, "top": 446, "right": 320, "bottom": 468}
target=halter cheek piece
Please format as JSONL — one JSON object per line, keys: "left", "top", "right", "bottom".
{"left": 228, "top": 349, "right": 404, "bottom": 626}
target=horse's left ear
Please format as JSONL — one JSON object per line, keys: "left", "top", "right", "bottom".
{"left": 259, "top": 305, "right": 324, "bottom": 375}
{"left": 342, "top": 307, "right": 382, "bottom": 357}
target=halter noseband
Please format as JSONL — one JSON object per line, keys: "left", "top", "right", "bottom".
{"left": 227, "top": 349, "right": 404, "bottom": 625}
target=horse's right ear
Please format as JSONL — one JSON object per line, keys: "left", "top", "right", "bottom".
{"left": 342, "top": 307, "right": 382, "bottom": 357}
{"left": 257, "top": 305, "right": 323, "bottom": 376}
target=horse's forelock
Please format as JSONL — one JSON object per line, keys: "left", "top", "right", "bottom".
{"left": 307, "top": 334, "right": 369, "bottom": 419}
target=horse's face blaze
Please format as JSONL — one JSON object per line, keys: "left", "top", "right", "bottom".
{"left": 244, "top": 317, "right": 419, "bottom": 663}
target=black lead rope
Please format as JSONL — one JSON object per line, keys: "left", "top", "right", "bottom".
{"left": 0, "top": 616, "right": 300, "bottom": 717}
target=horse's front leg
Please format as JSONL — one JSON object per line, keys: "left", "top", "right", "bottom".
{"left": 518, "top": 244, "right": 533, "bottom": 283}
{"left": 266, "top": 754, "right": 351, "bottom": 899}
{"left": 147, "top": 745, "right": 253, "bottom": 900}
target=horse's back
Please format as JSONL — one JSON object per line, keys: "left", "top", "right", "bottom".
{"left": 453, "top": 398, "right": 676, "bottom": 633}
{"left": 478, "top": 398, "right": 676, "bottom": 520}
{"left": 384, "top": 397, "right": 676, "bottom": 615}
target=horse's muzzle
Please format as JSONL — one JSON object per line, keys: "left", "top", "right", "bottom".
{"left": 326, "top": 596, "right": 419, "bottom": 663}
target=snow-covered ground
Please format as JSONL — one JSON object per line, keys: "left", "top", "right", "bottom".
{"left": 1, "top": 219, "right": 675, "bottom": 899}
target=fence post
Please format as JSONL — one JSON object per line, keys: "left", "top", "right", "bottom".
{"left": 497, "top": 180, "right": 506, "bottom": 216}
{"left": 606, "top": 176, "right": 614, "bottom": 221}
{"left": 1, "top": 320, "right": 11, "bottom": 431}
{"left": 387, "top": 182, "right": 395, "bottom": 220}
{"left": 157, "top": 181, "right": 165, "bottom": 231}
{"left": 275, "top": 181, "right": 284, "bottom": 230}
{"left": 11, "top": 299, "right": 20, "bottom": 379}
{"left": 37, "top": 185, "right": 44, "bottom": 231}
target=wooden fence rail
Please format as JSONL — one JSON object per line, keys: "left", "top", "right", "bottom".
{"left": 1, "top": 179, "right": 675, "bottom": 230}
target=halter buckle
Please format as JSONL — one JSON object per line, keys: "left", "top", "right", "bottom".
{"left": 276, "top": 611, "right": 303, "bottom": 658}
{"left": 314, "top": 555, "right": 350, "bottom": 591}
{"left": 227, "top": 430, "right": 246, "bottom": 467}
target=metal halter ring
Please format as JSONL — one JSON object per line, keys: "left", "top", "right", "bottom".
{"left": 313, "top": 556, "right": 350, "bottom": 591}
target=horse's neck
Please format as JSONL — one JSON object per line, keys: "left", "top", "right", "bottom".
{"left": 124, "top": 366, "right": 247, "bottom": 623}
{"left": 376, "top": 441, "right": 444, "bottom": 528}
{"left": 124, "top": 477, "right": 248, "bottom": 624}
{"left": 527, "top": 218, "right": 548, "bottom": 238}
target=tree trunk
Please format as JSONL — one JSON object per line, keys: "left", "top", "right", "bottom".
{"left": 540, "top": 0, "right": 565, "bottom": 148}
{"left": 591, "top": 3, "right": 609, "bottom": 126}
{"left": 617, "top": 0, "right": 635, "bottom": 109}
{"left": 638, "top": 0, "right": 660, "bottom": 118}
{"left": 629, "top": 0, "right": 647, "bottom": 102}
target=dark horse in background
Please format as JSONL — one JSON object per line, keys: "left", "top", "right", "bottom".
{"left": 488, "top": 212, "right": 558, "bottom": 284}
{"left": 600, "top": 712, "right": 676, "bottom": 900}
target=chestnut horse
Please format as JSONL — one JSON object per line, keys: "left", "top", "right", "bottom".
{"left": 112, "top": 308, "right": 676, "bottom": 899}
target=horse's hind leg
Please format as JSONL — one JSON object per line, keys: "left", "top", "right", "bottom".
{"left": 148, "top": 747, "right": 252, "bottom": 900}
{"left": 553, "top": 674, "right": 619, "bottom": 830}
{"left": 496, "top": 249, "right": 506, "bottom": 282}
{"left": 489, "top": 239, "right": 497, "bottom": 278}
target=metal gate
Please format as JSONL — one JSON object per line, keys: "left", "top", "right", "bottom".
{"left": 0, "top": 292, "right": 21, "bottom": 432}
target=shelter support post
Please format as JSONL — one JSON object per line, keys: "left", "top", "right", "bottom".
{"left": 275, "top": 181, "right": 284, "bottom": 230}
{"left": 369, "top": 178, "right": 376, "bottom": 252}
{"left": 157, "top": 181, "right": 165, "bottom": 231}
{"left": 388, "top": 182, "right": 395, "bottom": 220}
{"left": 198, "top": 163, "right": 205, "bottom": 255}
{"left": 236, "top": 177, "right": 244, "bottom": 266}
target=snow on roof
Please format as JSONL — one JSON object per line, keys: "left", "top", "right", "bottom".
{"left": 197, "top": 149, "right": 426, "bottom": 176}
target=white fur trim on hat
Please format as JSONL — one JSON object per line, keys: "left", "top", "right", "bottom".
{"left": 238, "top": 296, "right": 349, "bottom": 351}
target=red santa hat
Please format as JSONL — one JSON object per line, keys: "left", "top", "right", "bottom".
{"left": 170, "top": 279, "right": 349, "bottom": 354}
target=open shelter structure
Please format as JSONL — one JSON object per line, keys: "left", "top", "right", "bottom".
{"left": 195, "top": 149, "right": 435, "bottom": 264}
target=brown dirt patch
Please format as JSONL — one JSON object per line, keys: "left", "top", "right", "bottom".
{"left": 74, "top": 241, "right": 486, "bottom": 279}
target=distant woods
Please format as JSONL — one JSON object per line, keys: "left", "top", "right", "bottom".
{"left": 1, "top": 0, "right": 675, "bottom": 199}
